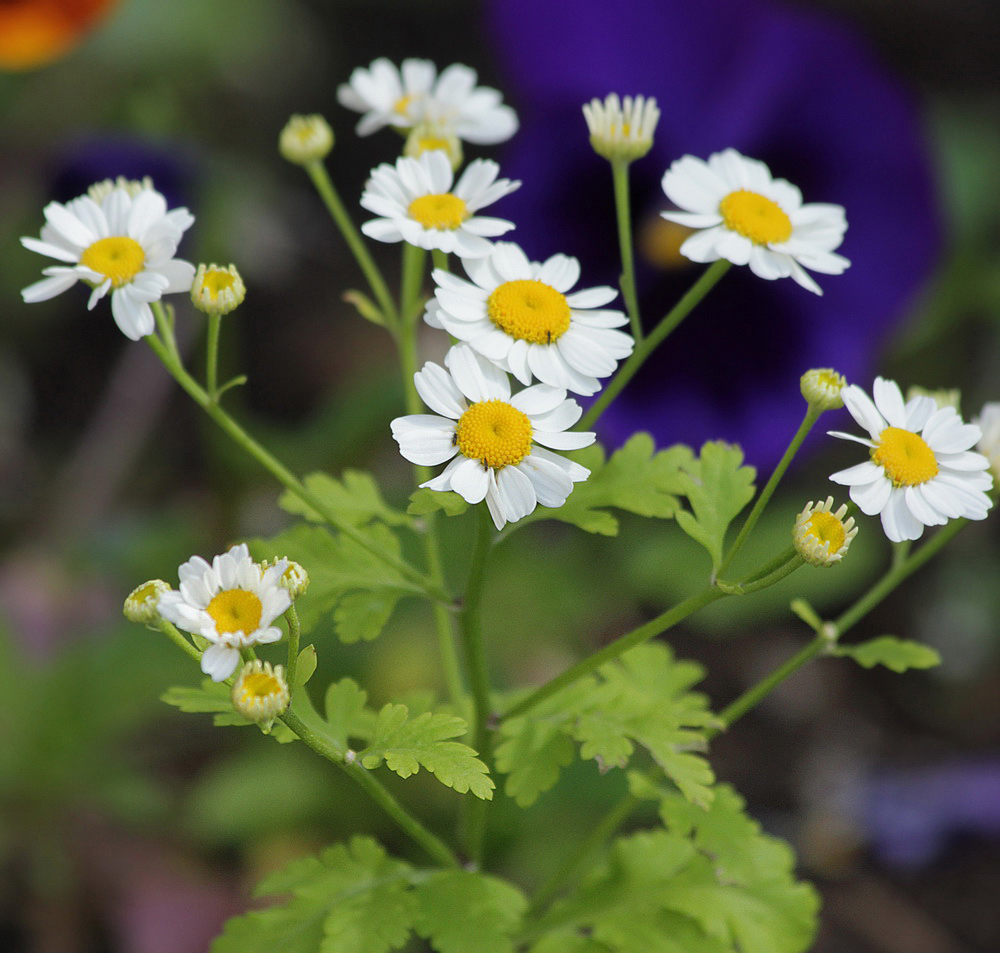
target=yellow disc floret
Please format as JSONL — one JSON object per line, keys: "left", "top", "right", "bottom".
{"left": 805, "top": 511, "right": 846, "bottom": 552}
{"left": 719, "top": 190, "right": 793, "bottom": 245}
{"left": 206, "top": 588, "right": 263, "bottom": 635}
{"left": 487, "top": 279, "right": 572, "bottom": 344}
{"left": 793, "top": 497, "right": 857, "bottom": 567}
{"left": 408, "top": 193, "right": 469, "bottom": 230}
{"left": 456, "top": 399, "right": 533, "bottom": 470}
{"left": 79, "top": 236, "right": 146, "bottom": 287}
{"left": 872, "top": 427, "right": 939, "bottom": 486}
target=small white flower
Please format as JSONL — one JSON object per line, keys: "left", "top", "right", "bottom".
{"left": 660, "top": 148, "right": 849, "bottom": 295}
{"left": 21, "top": 182, "right": 195, "bottom": 340}
{"left": 360, "top": 151, "right": 520, "bottom": 258}
{"left": 337, "top": 58, "right": 517, "bottom": 144}
{"left": 829, "top": 377, "right": 993, "bottom": 542}
{"left": 974, "top": 402, "right": 1000, "bottom": 482}
{"left": 232, "top": 660, "right": 290, "bottom": 725}
{"left": 391, "top": 345, "right": 595, "bottom": 530}
{"left": 158, "top": 544, "right": 291, "bottom": 682}
{"left": 426, "top": 242, "right": 633, "bottom": 396}
{"left": 582, "top": 93, "right": 660, "bottom": 162}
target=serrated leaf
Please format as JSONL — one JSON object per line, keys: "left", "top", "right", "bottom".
{"left": 408, "top": 488, "right": 469, "bottom": 517}
{"left": 161, "top": 680, "right": 231, "bottom": 714}
{"left": 414, "top": 870, "right": 527, "bottom": 953}
{"left": 335, "top": 589, "right": 405, "bottom": 643}
{"left": 675, "top": 441, "right": 756, "bottom": 569}
{"left": 215, "top": 837, "right": 419, "bottom": 953}
{"left": 835, "top": 636, "right": 941, "bottom": 673}
{"left": 279, "top": 470, "right": 411, "bottom": 527}
{"left": 323, "top": 678, "right": 376, "bottom": 751}
{"left": 251, "top": 523, "right": 419, "bottom": 642}
{"left": 360, "top": 705, "right": 494, "bottom": 799}
{"left": 523, "top": 436, "right": 692, "bottom": 536}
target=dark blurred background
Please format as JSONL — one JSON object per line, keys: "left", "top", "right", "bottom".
{"left": 1, "top": 1, "right": 999, "bottom": 951}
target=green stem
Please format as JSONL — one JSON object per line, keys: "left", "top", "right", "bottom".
{"left": 304, "top": 160, "right": 399, "bottom": 328}
{"left": 525, "top": 792, "right": 638, "bottom": 919}
{"left": 459, "top": 506, "right": 496, "bottom": 866}
{"left": 205, "top": 312, "right": 222, "bottom": 402}
{"left": 717, "top": 406, "right": 822, "bottom": 578}
{"left": 611, "top": 159, "right": 642, "bottom": 342}
{"left": 400, "top": 242, "right": 427, "bottom": 324}
{"left": 503, "top": 586, "right": 725, "bottom": 721}
{"left": 580, "top": 260, "right": 731, "bottom": 430}
{"left": 280, "top": 710, "right": 460, "bottom": 869}
{"left": 715, "top": 631, "right": 832, "bottom": 731}
{"left": 431, "top": 248, "right": 450, "bottom": 274}
{"left": 155, "top": 618, "right": 203, "bottom": 664}
{"left": 834, "top": 518, "right": 967, "bottom": 634}
{"left": 145, "top": 319, "right": 450, "bottom": 605}
{"left": 716, "top": 551, "right": 804, "bottom": 595}
{"left": 716, "top": 518, "right": 971, "bottom": 732}
{"left": 285, "top": 603, "right": 301, "bottom": 689}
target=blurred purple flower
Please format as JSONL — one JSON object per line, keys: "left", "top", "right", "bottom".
{"left": 485, "top": 0, "right": 942, "bottom": 467}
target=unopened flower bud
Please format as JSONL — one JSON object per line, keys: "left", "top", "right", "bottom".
{"left": 279, "top": 114, "right": 334, "bottom": 165}
{"left": 260, "top": 557, "right": 309, "bottom": 600}
{"left": 800, "top": 368, "right": 846, "bottom": 411}
{"left": 191, "top": 263, "right": 245, "bottom": 316}
{"left": 403, "top": 122, "right": 463, "bottom": 170}
{"left": 124, "top": 579, "right": 170, "bottom": 624}
{"left": 974, "top": 402, "right": 1000, "bottom": 482}
{"left": 232, "top": 660, "right": 290, "bottom": 725}
{"left": 793, "top": 497, "right": 857, "bottom": 567}
{"left": 907, "top": 385, "right": 961, "bottom": 412}
{"left": 582, "top": 93, "right": 659, "bottom": 163}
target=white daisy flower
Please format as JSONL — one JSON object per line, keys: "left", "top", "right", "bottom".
{"left": 973, "top": 402, "right": 1000, "bottom": 483}
{"left": 829, "top": 377, "right": 993, "bottom": 543}
{"left": 426, "top": 242, "right": 634, "bottom": 396}
{"left": 660, "top": 148, "right": 849, "bottom": 295}
{"left": 337, "top": 57, "right": 518, "bottom": 144}
{"left": 157, "top": 544, "right": 291, "bottom": 682}
{"left": 360, "top": 151, "right": 520, "bottom": 258}
{"left": 793, "top": 497, "right": 857, "bottom": 567}
{"left": 391, "top": 345, "right": 595, "bottom": 530}
{"left": 21, "top": 182, "right": 196, "bottom": 340}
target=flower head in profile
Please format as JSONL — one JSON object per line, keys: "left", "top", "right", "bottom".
{"left": 583, "top": 93, "right": 660, "bottom": 163}
{"left": 157, "top": 544, "right": 291, "bottom": 682}
{"left": 391, "top": 345, "right": 594, "bottom": 530}
{"left": 427, "top": 242, "right": 633, "bottom": 396}
{"left": 21, "top": 180, "right": 195, "bottom": 340}
{"left": 338, "top": 57, "right": 517, "bottom": 145}
{"left": 974, "top": 403, "right": 1000, "bottom": 483}
{"left": 829, "top": 378, "right": 993, "bottom": 542}
{"left": 660, "top": 148, "right": 849, "bottom": 295}
{"left": 361, "top": 152, "right": 520, "bottom": 258}
{"left": 793, "top": 497, "right": 857, "bottom": 567}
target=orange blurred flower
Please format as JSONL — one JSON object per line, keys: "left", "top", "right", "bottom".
{"left": 0, "top": 0, "right": 121, "bottom": 71}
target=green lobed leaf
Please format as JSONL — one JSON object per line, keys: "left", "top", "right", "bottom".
{"left": 359, "top": 705, "right": 494, "bottom": 799}
{"left": 496, "top": 645, "right": 718, "bottom": 808}
{"left": 323, "top": 678, "right": 377, "bottom": 752}
{"left": 294, "top": 644, "right": 317, "bottom": 686}
{"left": 279, "top": 469, "right": 411, "bottom": 527}
{"left": 214, "top": 837, "right": 419, "bottom": 953}
{"left": 521, "top": 435, "right": 692, "bottom": 536}
{"left": 408, "top": 487, "right": 470, "bottom": 517}
{"left": 834, "top": 636, "right": 941, "bottom": 673}
{"left": 161, "top": 680, "right": 231, "bottom": 714}
{"left": 674, "top": 441, "right": 756, "bottom": 569}
{"left": 251, "top": 523, "right": 420, "bottom": 643}
{"left": 414, "top": 870, "right": 527, "bottom": 953}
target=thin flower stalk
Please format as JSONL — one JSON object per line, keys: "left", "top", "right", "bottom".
{"left": 611, "top": 159, "right": 642, "bottom": 342}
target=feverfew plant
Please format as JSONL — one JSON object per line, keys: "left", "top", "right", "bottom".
{"left": 23, "top": 56, "right": 994, "bottom": 953}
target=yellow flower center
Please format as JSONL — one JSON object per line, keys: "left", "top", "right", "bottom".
{"left": 79, "top": 236, "right": 146, "bottom": 287}
{"left": 805, "top": 511, "right": 846, "bottom": 552}
{"left": 456, "top": 399, "right": 533, "bottom": 470}
{"left": 206, "top": 589, "right": 263, "bottom": 635}
{"left": 394, "top": 93, "right": 415, "bottom": 116}
{"left": 718, "top": 190, "right": 793, "bottom": 245}
{"left": 132, "top": 581, "right": 160, "bottom": 604}
{"left": 200, "top": 268, "right": 236, "bottom": 299}
{"left": 872, "top": 427, "right": 939, "bottom": 487}
{"left": 237, "top": 670, "right": 282, "bottom": 701}
{"left": 417, "top": 135, "right": 451, "bottom": 153}
{"left": 640, "top": 218, "right": 694, "bottom": 270}
{"left": 487, "top": 279, "right": 572, "bottom": 345}
{"left": 408, "top": 193, "right": 469, "bottom": 230}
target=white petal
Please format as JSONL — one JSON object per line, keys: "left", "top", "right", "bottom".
{"left": 873, "top": 377, "right": 907, "bottom": 429}
{"left": 848, "top": 474, "right": 893, "bottom": 516}
{"left": 414, "top": 361, "right": 466, "bottom": 418}
{"left": 201, "top": 644, "right": 241, "bottom": 682}
{"left": 445, "top": 344, "right": 510, "bottom": 403}
{"left": 450, "top": 456, "right": 490, "bottom": 503}
{"left": 494, "top": 465, "right": 537, "bottom": 524}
